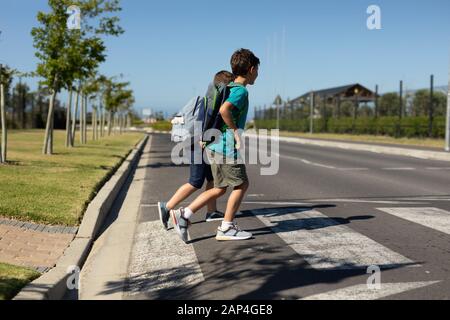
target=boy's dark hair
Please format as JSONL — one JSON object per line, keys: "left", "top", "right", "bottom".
{"left": 230, "top": 49, "right": 260, "bottom": 77}
{"left": 214, "top": 70, "right": 235, "bottom": 86}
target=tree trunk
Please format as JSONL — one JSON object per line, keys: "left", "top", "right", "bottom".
{"left": 92, "top": 107, "right": 96, "bottom": 141}
{"left": 1, "top": 82, "right": 7, "bottom": 163}
{"left": 80, "top": 92, "right": 84, "bottom": 144}
{"left": 42, "top": 89, "right": 57, "bottom": 155}
{"left": 100, "top": 107, "right": 104, "bottom": 137}
{"left": 108, "top": 111, "right": 112, "bottom": 136}
{"left": 83, "top": 95, "right": 88, "bottom": 144}
{"left": 65, "top": 89, "right": 73, "bottom": 148}
{"left": 71, "top": 88, "right": 80, "bottom": 147}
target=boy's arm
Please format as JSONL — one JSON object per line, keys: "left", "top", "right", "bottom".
{"left": 219, "top": 102, "right": 238, "bottom": 131}
{"left": 219, "top": 102, "right": 242, "bottom": 149}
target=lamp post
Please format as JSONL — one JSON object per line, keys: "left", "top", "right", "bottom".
{"left": 310, "top": 91, "right": 314, "bottom": 135}
{"left": 446, "top": 69, "right": 450, "bottom": 152}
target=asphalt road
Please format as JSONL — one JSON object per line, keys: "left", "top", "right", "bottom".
{"left": 81, "top": 133, "right": 450, "bottom": 300}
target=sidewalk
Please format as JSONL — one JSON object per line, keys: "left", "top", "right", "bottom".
{"left": 0, "top": 219, "right": 77, "bottom": 273}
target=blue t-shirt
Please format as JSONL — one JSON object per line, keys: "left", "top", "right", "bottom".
{"left": 207, "top": 83, "right": 249, "bottom": 158}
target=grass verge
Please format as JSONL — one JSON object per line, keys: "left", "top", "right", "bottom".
{"left": 0, "top": 130, "right": 144, "bottom": 226}
{"left": 277, "top": 131, "right": 445, "bottom": 149}
{"left": 0, "top": 263, "right": 40, "bottom": 300}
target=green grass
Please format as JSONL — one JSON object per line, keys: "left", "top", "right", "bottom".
{"left": 0, "top": 130, "right": 144, "bottom": 226}
{"left": 277, "top": 131, "right": 446, "bottom": 149}
{"left": 0, "top": 263, "right": 40, "bottom": 300}
{"left": 150, "top": 121, "right": 172, "bottom": 132}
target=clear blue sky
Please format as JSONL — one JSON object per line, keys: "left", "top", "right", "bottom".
{"left": 1, "top": 0, "right": 449, "bottom": 118}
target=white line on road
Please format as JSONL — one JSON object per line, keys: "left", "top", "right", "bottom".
{"left": 301, "top": 281, "right": 440, "bottom": 300}
{"left": 252, "top": 209, "right": 414, "bottom": 270}
{"left": 126, "top": 221, "right": 204, "bottom": 296}
{"left": 243, "top": 201, "right": 314, "bottom": 206}
{"left": 382, "top": 168, "right": 416, "bottom": 171}
{"left": 377, "top": 207, "right": 450, "bottom": 235}
{"left": 308, "top": 199, "right": 427, "bottom": 205}
{"left": 426, "top": 167, "right": 450, "bottom": 170}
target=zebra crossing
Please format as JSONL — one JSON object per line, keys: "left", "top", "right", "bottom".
{"left": 126, "top": 203, "right": 450, "bottom": 300}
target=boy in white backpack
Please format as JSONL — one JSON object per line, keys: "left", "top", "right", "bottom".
{"left": 158, "top": 71, "right": 235, "bottom": 230}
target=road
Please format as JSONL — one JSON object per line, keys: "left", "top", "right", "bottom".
{"left": 78, "top": 133, "right": 450, "bottom": 300}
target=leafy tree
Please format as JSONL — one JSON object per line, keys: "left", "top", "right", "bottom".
{"left": 32, "top": 0, "right": 123, "bottom": 155}
{"left": 378, "top": 93, "right": 401, "bottom": 117}
{"left": 412, "top": 89, "right": 447, "bottom": 117}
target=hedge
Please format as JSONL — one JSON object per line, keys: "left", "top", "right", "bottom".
{"left": 255, "top": 116, "right": 446, "bottom": 138}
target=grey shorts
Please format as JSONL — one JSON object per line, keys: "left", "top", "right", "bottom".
{"left": 206, "top": 150, "right": 249, "bottom": 189}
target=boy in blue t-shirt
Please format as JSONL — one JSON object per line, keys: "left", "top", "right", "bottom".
{"left": 170, "top": 49, "right": 260, "bottom": 243}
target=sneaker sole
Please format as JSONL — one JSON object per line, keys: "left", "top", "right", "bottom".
{"left": 216, "top": 235, "right": 252, "bottom": 241}
{"left": 157, "top": 202, "right": 168, "bottom": 230}
{"left": 206, "top": 217, "right": 224, "bottom": 222}
{"left": 171, "top": 212, "right": 188, "bottom": 243}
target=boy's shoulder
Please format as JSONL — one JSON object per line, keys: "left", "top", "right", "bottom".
{"left": 228, "top": 83, "right": 248, "bottom": 97}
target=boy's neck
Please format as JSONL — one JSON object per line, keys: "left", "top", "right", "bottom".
{"left": 234, "top": 76, "right": 248, "bottom": 87}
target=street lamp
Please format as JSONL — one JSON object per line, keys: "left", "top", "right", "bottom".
{"left": 446, "top": 68, "right": 450, "bottom": 152}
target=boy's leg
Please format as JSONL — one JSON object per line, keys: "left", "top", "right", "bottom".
{"left": 224, "top": 181, "right": 249, "bottom": 222}
{"left": 187, "top": 187, "right": 227, "bottom": 213}
{"left": 159, "top": 162, "right": 204, "bottom": 230}
{"left": 205, "top": 180, "right": 217, "bottom": 213}
{"left": 166, "top": 183, "right": 198, "bottom": 210}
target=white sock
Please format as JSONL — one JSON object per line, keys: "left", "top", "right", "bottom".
{"left": 183, "top": 208, "right": 194, "bottom": 220}
{"left": 221, "top": 221, "right": 234, "bottom": 230}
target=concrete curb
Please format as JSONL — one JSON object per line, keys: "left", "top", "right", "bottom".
{"left": 245, "top": 133, "right": 450, "bottom": 162}
{"left": 14, "top": 134, "right": 149, "bottom": 300}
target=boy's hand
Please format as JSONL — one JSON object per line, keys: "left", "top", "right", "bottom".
{"left": 234, "top": 130, "right": 242, "bottom": 150}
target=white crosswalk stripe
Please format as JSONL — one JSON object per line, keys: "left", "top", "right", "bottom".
{"left": 377, "top": 207, "right": 450, "bottom": 235}
{"left": 126, "top": 221, "right": 204, "bottom": 296}
{"left": 252, "top": 208, "right": 414, "bottom": 270}
{"left": 301, "top": 281, "right": 440, "bottom": 300}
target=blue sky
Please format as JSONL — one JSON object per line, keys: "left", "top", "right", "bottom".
{"left": 0, "top": 0, "right": 449, "bottom": 118}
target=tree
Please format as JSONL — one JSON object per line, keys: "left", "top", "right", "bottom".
{"left": 378, "top": 93, "right": 401, "bottom": 117}
{"left": 0, "top": 65, "right": 14, "bottom": 164}
{"left": 412, "top": 89, "right": 447, "bottom": 117}
{"left": 32, "top": 0, "right": 123, "bottom": 155}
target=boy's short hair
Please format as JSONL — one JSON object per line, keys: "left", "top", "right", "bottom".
{"left": 214, "top": 71, "right": 235, "bottom": 86}
{"left": 230, "top": 49, "right": 260, "bottom": 77}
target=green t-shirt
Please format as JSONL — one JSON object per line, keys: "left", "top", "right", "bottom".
{"left": 207, "top": 83, "right": 249, "bottom": 159}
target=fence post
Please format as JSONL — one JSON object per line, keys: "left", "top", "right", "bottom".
{"left": 429, "top": 75, "right": 434, "bottom": 137}
{"left": 445, "top": 69, "right": 450, "bottom": 152}
{"left": 310, "top": 91, "right": 314, "bottom": 134}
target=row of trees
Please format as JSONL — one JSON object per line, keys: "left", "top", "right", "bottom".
{"left": 256, "top": 90, "right": 448, "bottom": 121}
{"left": 1, "top": 0, "right": 137, "bottom": 164}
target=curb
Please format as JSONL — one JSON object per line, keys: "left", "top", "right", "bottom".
{"left": 245, "top": 133, "right": 450, "bottom": 162}
{"left": 14, "top": 134, "right": 149, "bottom": 300}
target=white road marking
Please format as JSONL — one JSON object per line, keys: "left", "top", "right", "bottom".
{"left": 126, "top": 221, "right": 204, "bottom": 295}
{"left": 377, "top": 207, "right": 450, "bottom": 235}
{"left": 426, "top": 167, "right": 450, "bottom": 170}
{"left": 382, "top": 168, "right": 416, "bottom": 171}
{"left": 337, "top": 168, "right": 370, "bottom": 171}
{"left": 301, "top": 281, "right": 440, "bottom": 300}
{"left": 140, "top": 204, "right": 157, "bottom": 207}
{"left": 309, "top": 199, "right": 427, "bottom": 205}
{"left": 243, "top": 201, "right": 314, "bottom": 206}
{"left": 252, "top": 209, "right": 414, "bottom": 270}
